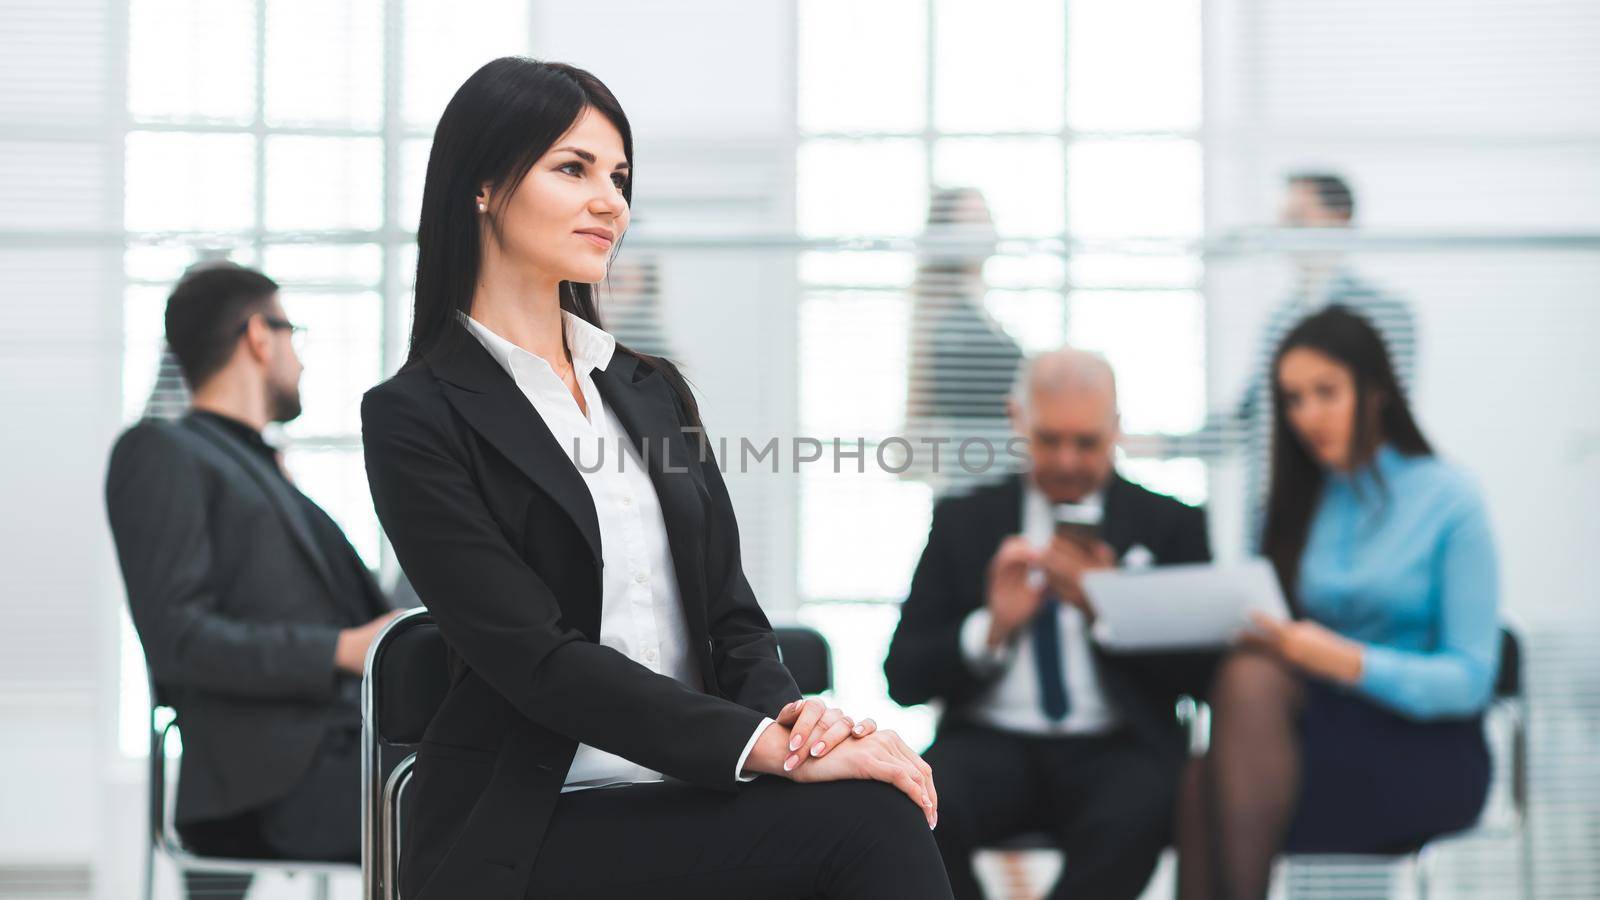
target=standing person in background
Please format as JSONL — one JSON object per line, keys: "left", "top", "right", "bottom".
{"left": 106, "top": 264, "right": 404, "bottom": 900}
{"left": 1231, "top": 173, "right": 1417, "bottom": 547}
{"left": 902, "top": 187, "right": 1022, "bottom": 491}
{"left": 1175, "top": 306, "right": 1500, "bottom": 900}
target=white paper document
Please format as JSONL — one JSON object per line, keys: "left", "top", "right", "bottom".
{"left": 1081, "top": 558, "right": 1291, "bottom": 651}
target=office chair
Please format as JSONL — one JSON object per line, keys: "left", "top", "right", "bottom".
{"left": 1283, "top": 627, "right": 1531, "bottom": 900}
{"left": 773, "top": 625, "right": 833, "bottom": 695}
{"left": 359, "top": 608, "right": 446, "bottom": 900}
{"left": 359, "top": 612, "right": 834, "bottom": 900}
{"left": 143, "top": 682, "right": 356, "bottom": 900}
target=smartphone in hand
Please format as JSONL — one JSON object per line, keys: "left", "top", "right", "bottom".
{"left": 1052, "top": 499, "right": 1103, "bottom": 550}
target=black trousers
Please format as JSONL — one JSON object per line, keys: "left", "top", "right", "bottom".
{"left": 923, "top": 725, "right": 1179, "bottom": 900}
{"left": 520, "top": 777, "right": 953, "bottom": 899}
{"left": 177, "top": 723, "right": 361, "bottom": 900}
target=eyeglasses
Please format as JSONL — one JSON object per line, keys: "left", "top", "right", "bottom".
{"left": 240, "top": 315, "right": 308, "bottom": 352}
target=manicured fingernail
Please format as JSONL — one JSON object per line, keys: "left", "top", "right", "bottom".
{"left": 784, "top": 754, "right": 800, "bottom": 771}
{"left": 810, "top": 741, "right": 825, "bottom": 757}
{"left": 852, "top": 724, "right": 864, "bottom": 735}
{"left": 931, "top": 813, "right": 938, "bottom": 829}
{"left": 789, "top": 734, "right": 802, "bottom": 751}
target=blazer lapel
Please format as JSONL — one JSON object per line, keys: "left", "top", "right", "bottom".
{"left": 428, "top": 321, "right": 723, "bottom": 656}
{"left": 430, "top": 326, "right": 716, "bottom": 650}
{"left": 1099, "top": 472, "right": 1136, "bottom": 558}
{"left": 428, "top": 329, "right": 604, "bottom": 567}
{"left": 998, "top": 472, "right": 1027, "bottom": 535}
{"left": 183, "top": 414, "right": 344, "bottom": 603}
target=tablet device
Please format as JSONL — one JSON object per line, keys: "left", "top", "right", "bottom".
{"left": 1081, "top": 558, "right": 1290, "bottom": 651}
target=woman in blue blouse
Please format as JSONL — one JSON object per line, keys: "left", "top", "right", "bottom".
{"left": 1175, "top": 306, "right": 1500, "bottom": 900}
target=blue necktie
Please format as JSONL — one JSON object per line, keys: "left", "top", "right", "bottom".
{"left": 1031, "top": 594, "right": 1070, "bottom": 720}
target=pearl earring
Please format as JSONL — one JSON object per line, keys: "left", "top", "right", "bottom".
{"left": 477, "top": 201, "right": 487, "bottom": 213}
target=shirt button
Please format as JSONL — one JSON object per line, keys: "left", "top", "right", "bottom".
{"left": 644, "top": 648, "right": 658, "bottom": 662}
{"left": 634, "top": 571, "right": 649, "bottom": 584}
{"left": 621, "top": 494, "right": 633, "bottom": 506}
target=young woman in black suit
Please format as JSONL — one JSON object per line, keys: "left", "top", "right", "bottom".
{"left": 361, "top": 58, "right": 952, "bottom": 900}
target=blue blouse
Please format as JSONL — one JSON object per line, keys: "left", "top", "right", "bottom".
{"left": 1297, "top": 445, "right": 1501, "bottom": 720}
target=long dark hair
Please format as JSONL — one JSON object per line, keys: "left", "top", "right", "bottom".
{"left": 1262, "top": 306, "right": 1432, "bottom": 601}
{"left": 406, "top": 57, "right": 701, "bottom": 426}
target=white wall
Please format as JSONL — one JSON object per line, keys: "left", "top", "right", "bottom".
{"left": 0, "top": 0, "right": 126, "bottom": 895}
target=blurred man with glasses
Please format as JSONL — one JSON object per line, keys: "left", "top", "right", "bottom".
{"left": 106, "top": 263, "right": 403, "bottom": 900}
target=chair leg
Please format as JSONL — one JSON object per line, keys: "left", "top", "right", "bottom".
{"left": 143, "top": 842, "right": 156, "bottom": 900}
{"left": 1513, "top": 703, "right": 1534, "bottom": 900}
{"left": 1413, "top": 849, "right": 1431, "bottom": 900}
{"left": 1518, "top": 818, "right": 1536, "bottom": 900}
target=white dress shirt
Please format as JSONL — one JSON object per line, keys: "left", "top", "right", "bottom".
{"left": 460, "top": 312, "right": 770, "bottom": 790}
{"left": 957, "top": 481, "right": 1120, "bottom": 736}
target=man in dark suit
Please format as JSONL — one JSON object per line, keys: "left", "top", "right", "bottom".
{"left": 105, "top": 264, "right": 402, "bottom": 899}
{"left": 885, "top": 348, "right": 1214, "bottom": 900}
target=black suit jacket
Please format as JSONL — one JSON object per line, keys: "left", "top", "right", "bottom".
{"left": 361, "top": 326, "right": 802, "bottom": 900}
{"left": 105, "top": 413, "right": 392, "bottom": 825}
{"left": 884, "top": 472, "right": 1214, "bottom": 757}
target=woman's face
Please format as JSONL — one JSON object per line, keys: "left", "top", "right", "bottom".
{"left": 480, "top": 106, "right": 631, "bottom": 286}
{"left": 1277, "top": 346, "right": 1358, "bottom": 470}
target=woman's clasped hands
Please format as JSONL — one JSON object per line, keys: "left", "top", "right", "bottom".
{"left": 753, "top": 697, "right": 939, "bottom": 829}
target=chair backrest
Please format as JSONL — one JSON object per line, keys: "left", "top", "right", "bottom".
{"left": 145, "top": 673, "right": 193, "bottom": 860}
{"left": 1495, "top": 627, "right": 1522, "bottom": 699}
{"left": 362, "top": 618, "right": 826, "bottom": 899}
{"left": 147, "top": 700, "right": 178, "bottom": 856}
{"left": 773, "top": 626, "right": 832, "bottom": 695}
{"left": 373, "top": 617, "right": 449, "bottom": 746}
{"left": 362, "top": 608, "right": 444, "bottom": 900}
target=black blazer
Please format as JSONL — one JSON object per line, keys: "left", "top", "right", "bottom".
{"left": 105, "top": 413, "right": 392, "bottom": 825}
{"left": 884, "top": 473, "right": 1215, "bottom": 757}
{"left": 361, "top": 326, "right": 802, "bottom": 900}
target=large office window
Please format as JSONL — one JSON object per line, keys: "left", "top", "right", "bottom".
{"left": 117, "top": 0, "right": 531, "bottom": 756}
{"left": 794, "top": 0, "right": 1206, "bottom": 745}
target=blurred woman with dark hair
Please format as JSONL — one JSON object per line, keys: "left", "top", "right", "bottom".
{"left": 1175, "top": 306, "right": 1501, "bottom": 900}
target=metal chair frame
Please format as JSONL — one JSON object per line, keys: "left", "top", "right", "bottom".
{"left": 360, "top": 606, "right": 434, "bottom": 900}
{"left": 1282, "top": 688, "right": 1532, "bottom": 900}
{"left": 360, "top": 612, "right": 835, "bottom": 900}
{"left": 143, "top": 690, "right": 356, "bottom": 900}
